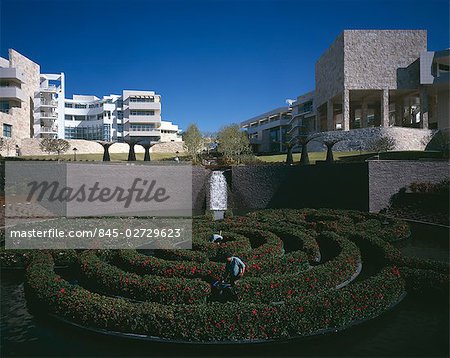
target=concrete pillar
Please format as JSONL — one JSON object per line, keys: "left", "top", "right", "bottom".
{"left": 395, "top": 99, "right": 403, "bottom": 126}
{"left": 420, "top": 86, "right": 429, "bottom": 129}
{"left": 343, "top": 89, "right": 350, "bottom": 131}
{"left": 327, "top": 99, "right": 334, "bottom": 131}
{"left": 381, "top": 89, "right": 389, "bottom": 127}
{"left": 361, "top": 99, "right": 368, "bottom": 128}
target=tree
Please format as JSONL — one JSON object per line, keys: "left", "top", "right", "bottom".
{"left": 182, "top": 124, "right": 204, "bottom": 164}
{"left": 39, "top": 138, "right": 70, "bottom": 158}
{"left": 318, "top": 132, "right": 347, "bottom": 163}
{"left": 367, "top": 135, "right": 396, "bottom": 153}
{"left": 424, "top": 129, "right": 450, "bottom": 158}
{"left": 217, "top": 124, "right": 252, "bottom": 164}
{"left": 296, "top": 131, "right": 321, "bottom": 166}
{"left": 0, "top": 138, "right": 17, "bottom": 156}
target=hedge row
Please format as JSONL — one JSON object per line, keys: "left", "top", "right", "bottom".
{"left": 0, "top": 249, "right": 77, "bottom": 268}
{"left": 25, "top": 252, "right": 405, "bottom": 342}
{"left": 234, "top": 231, "right": 361, "bottom": 303}
{"left": 78, "top": 251, "right": 211, "bottom": 305}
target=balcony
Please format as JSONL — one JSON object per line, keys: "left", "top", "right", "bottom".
{"left": 127, "top": 128, "right": 161, "bottom": 137}
{"left": 40, "top": 126, "right": 58, "bottom": 133}
{"left": 0, "top": 86, "right": 27, "bottom": 102}
{"left": 39, "top": 84, "right": 60, "bottom": 93}
{"left": 125, "top": 101, "right": 161, "bottom": 110}
{"left": 0, "top": 68, "right": 25, "bottom": 83}
{"left": 35, "top": 112, "right": 58, "bottom": 120}
{"left": 124, "top": 116, "right": 161, "bottom": 123}
{"left": 35, "top": 98, "right": 57, "bottom": 108}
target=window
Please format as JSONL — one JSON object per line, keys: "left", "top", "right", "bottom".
{"left": 0, "top": 101, "right": 10, "bottom": 113}
{"left": 117, "top": 124, "right": 123, "bottom": 132}
{"left": 74, "top": 115, "right": 86, "bottom": 121}
{"left": 129, "top": 124, "right": 156, "bottom": 131}
{"left": 65, "top": 103, "right": 73, "bottom": 108}
{"left": 129, "top": 96, "right": 155, "bottom": 102}
{"left": 116, "top": 100, "right": 123, "bottom": 107}
{"left": 117, "top": 111, "right": 123, "bottom": 119}
{"left": 3, "top": 124, "right": 12, "bottom": 137}
{"left": 130, "top": 110, "right": 155, "bottom": 116}
{"left": 75, "top": 103, "right": 87, "bottom": 109}
{"left": 65, "top": 115, "right": 73, "bottom": 120}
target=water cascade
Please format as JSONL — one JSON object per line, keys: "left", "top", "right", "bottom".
{"left": 209, "top": 170, "right": 228, "bottom": 220}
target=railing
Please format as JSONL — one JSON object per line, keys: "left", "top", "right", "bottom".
{"left": 40, "top": 127, "right": 58, "bottom": 133}
{"left": 40, "top": 85, "right": 60, "bottom": 92}
{"left": 38, "top": 99, "right": 57, "bottom": 106}
{"left": 37, "top": 112, "right": 57, "bottom": 118}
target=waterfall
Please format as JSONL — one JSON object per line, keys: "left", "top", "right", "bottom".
{"left": 209, "top": 171, "right": 228, "bottom": 220}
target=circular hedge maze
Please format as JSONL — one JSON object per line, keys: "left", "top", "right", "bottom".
{"left": 3, "top": 209, "right": 448, "bottom": 343}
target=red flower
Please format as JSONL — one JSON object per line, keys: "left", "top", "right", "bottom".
{"left": 59, "top": 288, "right": 65, "bottom": 294}
{"left": 251, "top": 309, "right": 257, "bottom": 315}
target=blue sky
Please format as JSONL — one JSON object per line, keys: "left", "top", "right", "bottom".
{"left": 1, "top": 0, "right": 448, "bottom": 132}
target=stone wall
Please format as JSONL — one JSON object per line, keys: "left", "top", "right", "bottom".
{"left": 343, "top": 30, "right": 427, "bottom": 90}
{"left": 0, "top": 138, "right": 185, "bottom": 157}
{"left": 368, "top": 160, "right": 449, "bottom": 212}
{"left": 315, "top": 33, "right": 345, "bottom": 107}
{"left": 0, "top": 49, "right": 40, "bottom": 140}
{"left": 306, "top": 127, "right": 434, "bottom": 152}
{"left": 231, "top": 163, "right": 369, "bottom": 212}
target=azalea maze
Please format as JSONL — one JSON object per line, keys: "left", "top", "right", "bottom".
{"left": 4, "top": 209, "right": 448, "bottom": 343}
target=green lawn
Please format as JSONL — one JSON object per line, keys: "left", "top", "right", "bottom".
{"left": 258, "top": 151, "right": 369, "bottom": 163}
{"left": 21, "top": 152, "right": 178, "bottom": 162}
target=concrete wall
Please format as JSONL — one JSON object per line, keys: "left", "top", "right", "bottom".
{"left": 343, "top": 30, "right": 427, "bottom": 90}
{"left": 368, "top": 160, "right": 449, "bottom": 212}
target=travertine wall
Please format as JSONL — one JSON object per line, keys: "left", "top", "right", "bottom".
{"left": 0, "top": 138, "right": 185, "bottom": 157}
{"left": 315, "top": 33, "right": 345, "bottom": 107}
{"left": 343, "top": 30, "right": 427, "bottom": 90}
{"left": 315, "top": 30, "right": 427, "bottom": 108}
{"left": 0, "top": 49, "right": 40, "bottom": 140}
{"left": 306, "top": 127, "right": 434, "bottom": 152}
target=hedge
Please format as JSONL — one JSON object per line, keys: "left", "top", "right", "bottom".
{"left": 25, "top": 252, "right": 405, "bottom": 342}
{"left": 20, "top": 208, "right": 447, "bottom": 343}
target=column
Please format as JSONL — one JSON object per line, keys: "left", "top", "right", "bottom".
{"left": 381, "top": 89, "right": 389, "bottom": 127}
{"left": 343, "top": 89, "right": 350, "bottom": 131}
{"left": 327, "top": 99, "right": 334, "bottom": 131}
{"left": 361, "top": 98, "right": 368, "bottom": 128}
{"left": 395, "top": 99, "right": 403, "bottom": 126}
{"left": 420, "top": 86, "right": 429, "bottom": 129}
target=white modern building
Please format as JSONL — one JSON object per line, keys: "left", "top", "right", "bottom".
{"left": 0, "top": 49, "right": 182, "bottom": 143}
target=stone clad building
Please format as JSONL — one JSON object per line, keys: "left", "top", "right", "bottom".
{"left": 242, "top": 29, "right": 449, "bottom": 153}
{"left": 0, "top": 49, "right": 40, "bottom": 140}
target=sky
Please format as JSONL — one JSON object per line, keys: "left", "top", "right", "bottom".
{"left": 0, "top": 0, "right": 449, "bottom": 132}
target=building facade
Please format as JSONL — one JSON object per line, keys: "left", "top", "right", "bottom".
{"left": 0, "top": 49, "right": 182, "bottom": 143}
{"left": 241, "top": 30, "right": 449, "bottom": 153}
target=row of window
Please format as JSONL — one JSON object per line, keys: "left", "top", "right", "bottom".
{"left": 130, "top": 110, "right": 155, "bottom": 116}
{"left": 129, "top": 124, "right": 156, "bottom": 131}
{"left": 129, "top": 97, "right": 155, "bottom": 102}
{"left": 65, "top": 124, "right": 111, "bottom": 141}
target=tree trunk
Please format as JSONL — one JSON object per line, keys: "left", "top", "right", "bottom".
{"left": 127, "top": 143, "right": 136, "bottom": 161}
{"left": 286, "top": 146, "right": 294, "bottom": 165}
{"left": 299, "top": 143, "right": 309, "bottom": 165}
{"left": 326, "top": 144, "right": 334, "bottom": 163}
